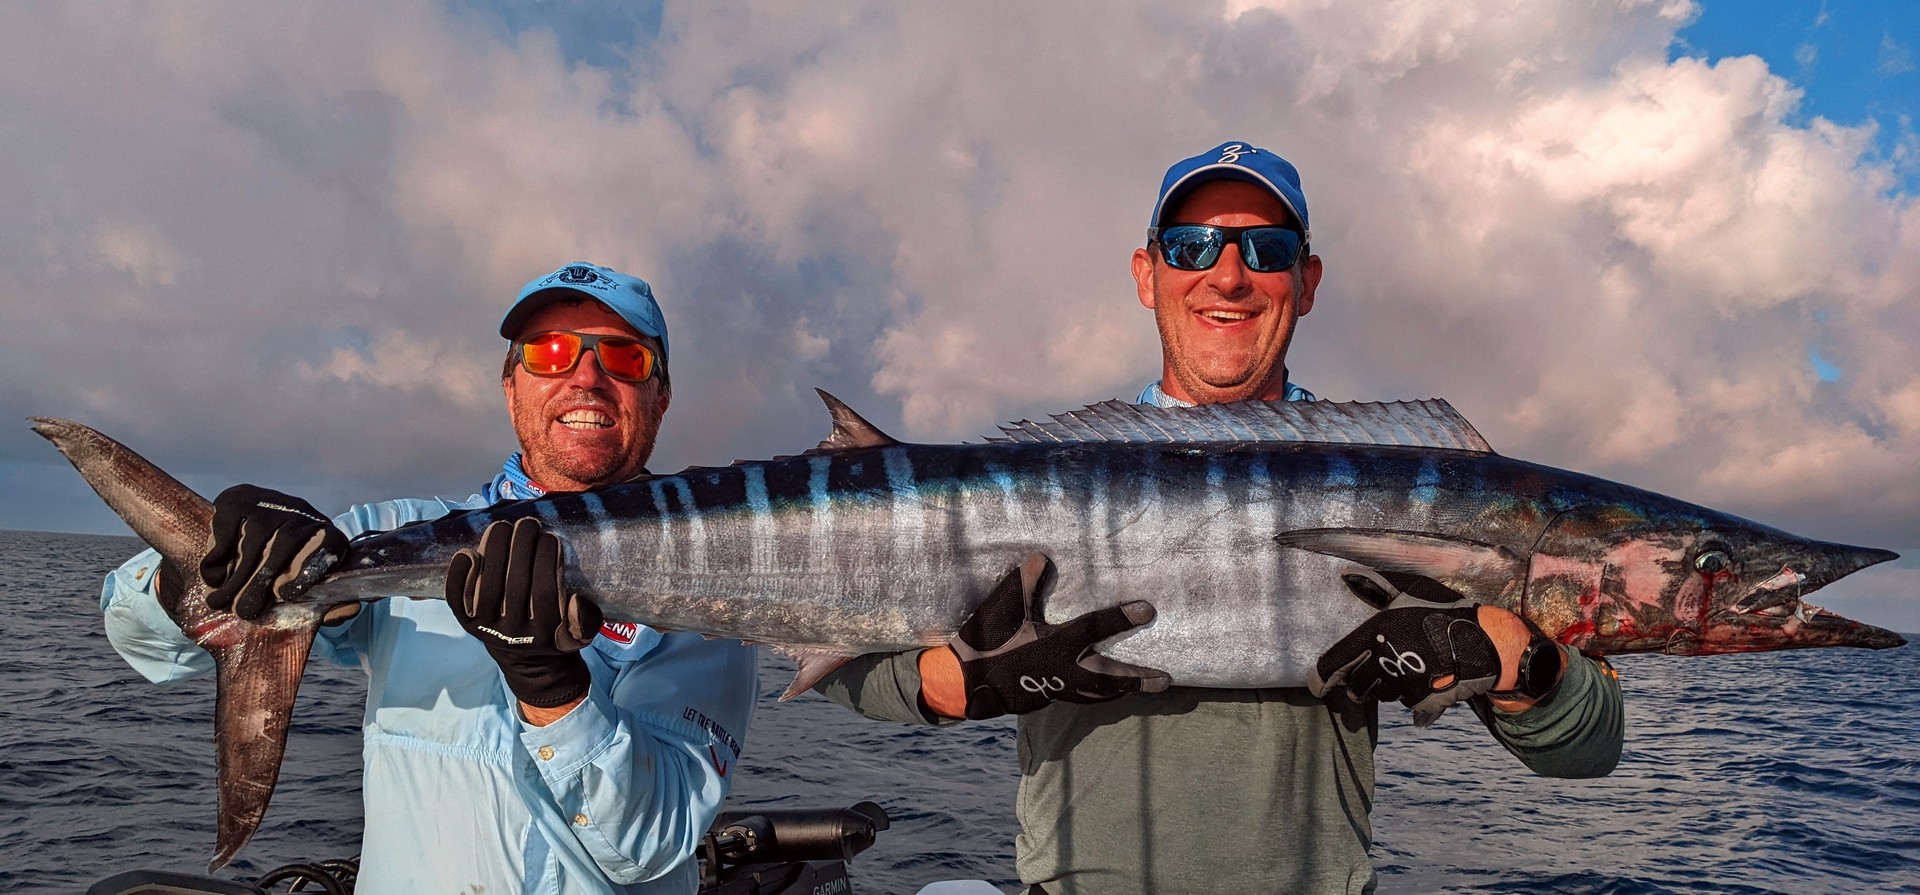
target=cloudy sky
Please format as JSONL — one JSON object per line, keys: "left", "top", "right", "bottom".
{"left": 3, "top": 0, "right": 1916, "bottom": 631}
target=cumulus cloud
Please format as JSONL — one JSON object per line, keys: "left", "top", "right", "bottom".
{"left": 0, "top": 0, "right": 1914, "bottom": 628}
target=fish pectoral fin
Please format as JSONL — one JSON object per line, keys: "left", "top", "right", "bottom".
{"left": 1278, "top": 529, "right": 1525, "bottom": 603}
{"left": 773, "top": 646, "right": 861, "bottom": 700}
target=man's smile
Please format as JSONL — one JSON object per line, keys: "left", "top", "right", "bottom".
{"left": 557, "top": 408, "right": 616, "bottom": 430}
{"left": 1196, "top": 306, "right": 1261, "bottom": 325}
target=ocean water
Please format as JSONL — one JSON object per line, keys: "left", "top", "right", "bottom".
{"left": 1, "top": 528, "right": 1916, "bottom": 895}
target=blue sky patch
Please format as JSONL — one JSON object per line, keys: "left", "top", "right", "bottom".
{"left": 1676, "top": 0, "right": 1919, "bottom": 195}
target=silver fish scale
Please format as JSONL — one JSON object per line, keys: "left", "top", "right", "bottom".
{"left": 989, "top": 398, "right": 1492, "bottom": 452}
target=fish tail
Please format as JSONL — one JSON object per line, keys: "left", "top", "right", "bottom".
{"left": 30, "top": 417, "right": 215, "bottom": 573}
{"left": 29, "top": 417, "right": 311, "bottom": 871}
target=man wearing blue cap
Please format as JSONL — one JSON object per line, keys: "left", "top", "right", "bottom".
{"left": 100, "top": 263, "right": 759, "bottom": 894}
{"left": 820, "top": 144, "right": 1625, "bottom": 894}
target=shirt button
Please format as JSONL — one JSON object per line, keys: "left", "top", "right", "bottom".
{"left": 573, "top": 813, "right": 589, "bottom": 826}
{"left": 538, "top": 746, "right": 555, "bottom": 761}
{"left": 134, "top": 566, "right": 149, "bottom": 581}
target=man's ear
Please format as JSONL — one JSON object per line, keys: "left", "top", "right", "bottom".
{"left": 1295, "top": 253, "right": 1323, "bottom": 317}
{"left": 501, "top": 373, "right": 520, "bottom": 426}
{"left": 1132, "top": 247, "right": 1157, "bottom": 310}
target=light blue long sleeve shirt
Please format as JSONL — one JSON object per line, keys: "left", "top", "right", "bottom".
{"left": 102, "top": 491, "right": 759, "bottom": 894}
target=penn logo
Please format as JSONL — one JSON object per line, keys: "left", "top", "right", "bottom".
{"left": 600, "top": 621, "right": 639, "bottom": 644}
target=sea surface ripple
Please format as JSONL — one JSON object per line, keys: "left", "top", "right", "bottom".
{"left": 1, "top": 530, "right": 1915, "bottom": 894}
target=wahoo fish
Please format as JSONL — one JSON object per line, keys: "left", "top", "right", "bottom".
{"left": 33, "top": 392, "right": 1905, "bottom": 869}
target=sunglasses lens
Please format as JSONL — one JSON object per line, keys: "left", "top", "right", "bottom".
{"left": 1158, "top": 226, "right": 1224, "bottom": 271}
{"left": 1241, "top": 228, "right": 1304, "bottom": 273}
{"left": 594, "top": 337, "right": 655, "bottom": 381}
{"left": 521, "top": 332, "right": 582, "bottom": 374}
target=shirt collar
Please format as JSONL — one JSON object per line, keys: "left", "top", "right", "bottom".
{"left": 483, "top": 452, "right": 544, "bottom": 504}
{"left": 1135, "top": 372, "right": 1316, "bottom": 407}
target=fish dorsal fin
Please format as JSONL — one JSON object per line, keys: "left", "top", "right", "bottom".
{"left": 985, "top": 399, "right": 1494, "bottom": 453}
{"left": 812, "top": 389, "right": 902, "bottom": 453}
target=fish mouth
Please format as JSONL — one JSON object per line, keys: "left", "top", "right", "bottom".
{"left": 1702, "top": 543, "right": 1905, "bottom": 652}
{"left": 1692, "top": 605, "right": 1908, "bottom": 653}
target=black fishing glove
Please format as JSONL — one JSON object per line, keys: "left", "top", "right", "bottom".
{"left": 444, "top": 517, "right": 604, "bottom": 709}
{"left": 950, "top": 553, "right": 1169, "bottom": 720}
{"left": 200, "top": 484, "right": 349, "bottom": 621}
{"left": 1308, "top": 570, "right": 1501, "bottom": 726}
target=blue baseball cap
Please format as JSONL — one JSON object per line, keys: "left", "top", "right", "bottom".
{"left": 501, "top": 262, "right": 670, "bottom": 361}
{"left": 1148, "top": 141, "right": 1310, "bottom": 242}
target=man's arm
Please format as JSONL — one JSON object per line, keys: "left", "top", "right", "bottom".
{"left": 1310, "top": 571, "right": 1621, "bottom": 774}
{"left": 1473, "top": 644, "right": 1624, "bottom": 778}
{"left": 102, "top": 548, "right": 214, "bottom": 682}
{"left": 517, "top": 633, "right": 759, "bottom": 883}
{"left": 811, "top": 647, "right": 968, "bottom": 726}
{"left": 814, "top": 649, "right": 953, "bottom": 725}
{"left": 99, "top": 496, "right": 469, "bottom": 680}
{"left": 816, "top": 554, "right": 1165, "bottom": 723}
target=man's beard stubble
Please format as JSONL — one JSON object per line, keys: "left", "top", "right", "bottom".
{"left": 1153, "top": 269, "right": 1303, "bottom": 404}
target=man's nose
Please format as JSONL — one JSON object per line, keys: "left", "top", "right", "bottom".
{"left": 1206, "top": 241, "right": 1254, "bottom": 297}
{"left": 568, "top": 348, "right": 613, "bottom": 385}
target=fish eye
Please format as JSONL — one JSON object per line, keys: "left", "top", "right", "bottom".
{"left": 1694, "top": 549, "right": 1731, "bottom": 575}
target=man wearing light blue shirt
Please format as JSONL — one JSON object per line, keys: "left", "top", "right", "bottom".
{"left": 102, "top": 262, "right": 759, "bottom": 894}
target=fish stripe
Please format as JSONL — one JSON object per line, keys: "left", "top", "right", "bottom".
{"left": 669, "top": 477, "right": 706, "bottom": 572}
{"left": 807, "top": 455, "right": 834, "bottom": 575}
{"left": 1413, "top": 457, "right": 1441, "bottom": 507}
{"left": 745, "top": 465, "right": 774, "bottom": 575}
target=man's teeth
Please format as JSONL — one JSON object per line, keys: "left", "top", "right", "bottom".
{"left": 559, "top": 410, "right": 614, "bottom": 429}
{"left": 1201, "top": 309, "right": 1254, "bottom": 322}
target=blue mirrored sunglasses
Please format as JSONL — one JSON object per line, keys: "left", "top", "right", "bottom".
{"left": 1148, "top": 224, "right": 1306, "bottom": 273}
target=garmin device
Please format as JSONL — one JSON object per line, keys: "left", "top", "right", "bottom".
{"left": 1493, "top": 625, "right": 1562, "bottom": 702}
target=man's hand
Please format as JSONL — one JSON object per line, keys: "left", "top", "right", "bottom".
{"left": 200, "top": 484, "right": 349, "bottom": 620}
{"left": 445, "top": 518, "right": 605, "bottom": 711}
{"left": 1308, "top": 570, "right": 1503, "bottom": 726}
{"left": 949, "top": 553, "right": 1170, "bottom": 720}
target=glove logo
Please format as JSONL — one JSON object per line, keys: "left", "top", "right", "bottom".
{"left": 1374, "top": 634, "right": 1425, "bottom": 678}
{"left": 1019, "top": 674, "right": 1066, "bottom": 698}
{"left": 254, "top": 501, "right": 328, "bottom": 524}
{"left": 599, "top": 621, "right": 638, "bottom": 645}
{"left": 477, "top": 625, "right": 535, "bottom": 646}
{"left": 708, "top": 745, "right": 730, "bottom": 778}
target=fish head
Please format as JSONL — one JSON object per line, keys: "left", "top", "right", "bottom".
{"left": 1524, "top": 502, "right": 1904, "bottom": 655}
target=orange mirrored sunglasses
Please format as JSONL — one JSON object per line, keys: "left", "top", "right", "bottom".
{"left": 516, "top": 331, "right": 657, "bottom": 382}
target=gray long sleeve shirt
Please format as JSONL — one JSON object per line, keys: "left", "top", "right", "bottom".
{"left": 817, "top": 645, "right": 1622, "bottom": 895}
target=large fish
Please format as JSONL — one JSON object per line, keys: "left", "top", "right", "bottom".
{"left": 33, "top": 393, "right": 1904, "bottom": 869}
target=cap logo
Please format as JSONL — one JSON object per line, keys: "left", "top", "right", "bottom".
{"left": 556, "top": 265, "right": 606, "bottom": 288}
{"left": 1218, "top": 144, "right": 1255, "bottom": 165}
